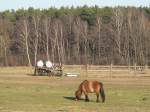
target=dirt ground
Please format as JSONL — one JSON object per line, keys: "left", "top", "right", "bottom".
{"left": 0, "top": 72, "right": 150, "bottom": 86}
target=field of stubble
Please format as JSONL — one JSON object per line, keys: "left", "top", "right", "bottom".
{"left": 0, "top": 67, "right": 150, "bottom": 112}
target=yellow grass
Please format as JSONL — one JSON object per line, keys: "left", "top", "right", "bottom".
{"left": 0, "top": 66, "right": 34, "bottom": 74}
{"left": 0, "top": 67, "right": 150, "bottom": 112}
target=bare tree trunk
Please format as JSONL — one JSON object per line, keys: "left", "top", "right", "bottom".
{"left": 127, "top": 9, "right": 131, "bottom": 66}
{"left": 0, "top": 36, "right": 8, "bottom": 66}
{"left": 51, "top": 40, "right": 55, "bottom": 63}
{"left": 0, "top": 36, "right": 2, "bottom": 58}
{"left": 97, "top": 16, "right": 102, "bottom": 64}
{"left": 0, "top": 18, "right": 12, "bottom": 66}
{"left": 81, "top": 21, "right": 88, "bottom": 73}
{"left": 74, "top": 17, "right": 81, "bottom": 64}
{"left": 4, "top": 47, "right": 8, "bottom": 66}
{"left": 44, "top": 17, "right": 50, "bottom": 60}
{"left": 34, "top": 36, "right": 38, "bottom": 66}
{"left": 22, "top": 19, "right": 31, "bottom": 66}
{"left": 54, "top": 23, "right": 61, "bottom": 64}
{"left": 60, "top": 24, "right": 65, "bottom": 65}
{"left": 113, "top": 7, "right": 124, "bottom": 63}
{"left": 33, "top": 16, "right": 40, "bottom": 66}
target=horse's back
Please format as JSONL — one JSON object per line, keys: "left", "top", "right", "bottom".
{"left": 81, "top": 80, "right": 101, "bottom": 93}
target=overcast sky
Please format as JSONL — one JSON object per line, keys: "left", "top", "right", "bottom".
{"left": 0, "top": 0, "right": 149, "bottom": 11}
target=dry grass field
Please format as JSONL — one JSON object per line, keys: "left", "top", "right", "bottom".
{"left": 0, "top": 67, "right": 150, "bottom": 112}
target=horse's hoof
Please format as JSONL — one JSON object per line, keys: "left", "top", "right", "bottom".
{"left": 85, "top": 99, "right": 89, "bottom": 102}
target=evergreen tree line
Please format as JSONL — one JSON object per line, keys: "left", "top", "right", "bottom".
{"left": 0, "top": 6, "right": 150, "bottom": 66}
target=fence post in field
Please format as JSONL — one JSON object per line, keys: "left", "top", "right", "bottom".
{"left": 134, "top": 63, "right": 136, "bottom": 75}
{"left": 110, "top": 63, "right": 113, "bottom": 77}
{"left": 145, "top": 64, "right": 148, "bottom": 70}
{"left": 86, "top": 64, "right": 88, "bottom": 77}
{"left": 128, "top": 64, "right": 130, "bottom": 74}
{"left": 61, "top": 64, "right": 64, "bottom": 76}
{"left": 144, "top": 64, "right": 148, "bottom": 73}
{"left": 80, "top": 65, "right": 82, "bottom": 76}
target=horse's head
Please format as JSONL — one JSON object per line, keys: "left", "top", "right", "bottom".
{"left": 75, "top": 90, "right": 82, "bottom": 100}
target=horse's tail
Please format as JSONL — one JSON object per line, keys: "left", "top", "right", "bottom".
{"left": 99, "top": 82, "right": 105, "bottom": 102}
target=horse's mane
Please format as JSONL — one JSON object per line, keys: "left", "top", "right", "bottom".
{"left": 77, "top": 80, "right": 88, "bottom": 90}
{"left": 80, "top": 80, "right": 88, "bottom": 86}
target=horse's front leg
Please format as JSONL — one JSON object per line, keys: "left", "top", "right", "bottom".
{"left": 85, "top": 95, "right": 89, "bottom": 102}
{"left": 84, "top": 92, "right": 89, "bottom": 102}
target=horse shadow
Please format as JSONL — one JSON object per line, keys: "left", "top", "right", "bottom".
{"left": 63, "top": 96, "right": 85, "bottom": 101}
{"left": 63, "top": 96, "right": 75, "bottom": 101}
{"left": 63, "top": 96, "right": 101, "bottom": 103}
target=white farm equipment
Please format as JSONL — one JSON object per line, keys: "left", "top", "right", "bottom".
{"left": 34, "top": 60, "right": 63, "bottom": 76}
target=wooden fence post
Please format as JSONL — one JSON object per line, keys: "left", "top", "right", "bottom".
{"left": 145, "top": 64, "right": 148, "bottom": 70}
{"left": 86, "top": 64, "right": 88, "bottom": 77}
{"left": 134, "top": 63, "right": 136, "bottom": 75}
{"left": 110, "top": 63, "right": 113, "bottom": 77}
{"left": 61, "top": 64, "right": 64, "bottom": 76}
{"left": 128, "top": 64, "right": 130, "bottom": 74}
{"left": 80, "top": 65, "right": 82, "bottom": 76}
{"left": 144, "top": 64, "right": 148, "bottom": 74}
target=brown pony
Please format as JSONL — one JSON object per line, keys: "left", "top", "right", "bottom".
{"left": 75, "top": 80, "right": 105, "bottom": 102}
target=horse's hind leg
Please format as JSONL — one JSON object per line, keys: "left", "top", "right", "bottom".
{"left": 96, "top": 93, "right": 100, "bottom": 102}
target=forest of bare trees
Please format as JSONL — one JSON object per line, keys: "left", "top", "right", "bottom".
{"left": 0, "top": 6, "right": 150, "bottom": 66}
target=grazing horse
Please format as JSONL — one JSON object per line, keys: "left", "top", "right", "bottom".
{"left": 75, "top": 80, "right": 105, "bottom": 102}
